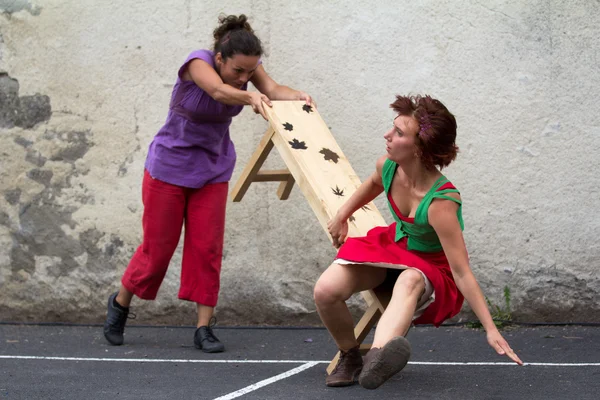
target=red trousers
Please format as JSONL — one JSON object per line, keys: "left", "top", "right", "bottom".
{"left": 122, "top": 170, "right": 228, "bottom": 307}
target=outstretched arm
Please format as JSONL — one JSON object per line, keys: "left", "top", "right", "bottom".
{"left": 328, "top": 155, "right": 387, "bottom": 248}
{"left": 429, "top": 200, "right": 524, "bottom": 365}
{"left": 250, "top": 65, "right": 313, "bottom": 105}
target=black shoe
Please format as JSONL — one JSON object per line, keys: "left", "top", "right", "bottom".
{"left": 103, "top": 292, "right": 134, "bottom": 345}
{"left": 194, "top": 317, "right": 225, "bottom": 353}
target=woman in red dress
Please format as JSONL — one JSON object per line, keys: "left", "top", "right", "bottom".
{"left": 314, "top": 95, "right": 523, "bottom": 389}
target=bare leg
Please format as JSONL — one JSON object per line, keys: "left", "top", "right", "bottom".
{"left": 196, "top": 304, "right": 214, "bottom": 327}
{"left": 116, "top": 285, "right": 134, "bottom": 308}
{"left": 372, "top": 269, "right": 425, "bottom": 348}
{"left": 314, "top": 263, "right": 387, "bottom": 351}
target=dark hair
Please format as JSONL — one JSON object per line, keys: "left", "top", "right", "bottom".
{"left": 390, "top": 95, "right": 458, "bottom": 170}
{"left": 213, "top": 14, "right": 263, "bottom": 60}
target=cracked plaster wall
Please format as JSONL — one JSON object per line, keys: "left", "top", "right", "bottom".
{"left": 0, "top": 0, "right": 598, "bottom": 326}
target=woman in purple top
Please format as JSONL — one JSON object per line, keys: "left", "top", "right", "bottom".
{"left": 103, "top": 14, "right": 313, "bottom": 352}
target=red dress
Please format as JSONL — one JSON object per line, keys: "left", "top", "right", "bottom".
{"left": 335, "top": 183, "right": 464, "bottom": 327}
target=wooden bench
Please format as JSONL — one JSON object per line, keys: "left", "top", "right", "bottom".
{"left": 231, "top": 101, "right": 391, "bottom": 373}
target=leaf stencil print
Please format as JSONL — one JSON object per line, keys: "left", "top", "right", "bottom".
{"left": 288, "top": 138, "right": 307, "bottom": 150}
{"left": 320, "top": 148, "right": 340, "bottom": 163}
{"left": 332, "top": 185, "right": 344, "bottom": 197}
{"left": 361, "top": 205, "right": 371, "bottom": 212}
{"left": 302, "top": 104, "right": 313, "bottom": 113}
{"left": 283, "top": 122, "right": 294, "bottom": 131}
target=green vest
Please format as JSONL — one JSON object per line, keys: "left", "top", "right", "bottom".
{"left": 382, "top": 159, "right": 464, "bottom": 252}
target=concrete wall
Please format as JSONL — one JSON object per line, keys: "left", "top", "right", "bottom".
{"left": 1, "top": 0, "right": 598, "bottom": 326}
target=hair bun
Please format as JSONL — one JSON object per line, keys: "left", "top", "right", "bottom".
{"left": 214, "top": 14, "right": 253, "bottom": 41}
{"left": 212, "top": 14, "right": 262, "bottom": 59}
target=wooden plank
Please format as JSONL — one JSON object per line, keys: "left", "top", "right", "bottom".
{"left": 354, "top": 302, "right": 383, "bottom": 343}
{"left": 358, "top": 343, "right": 373, "bottom": 353}
{"left": 263, "top": 101, "right": 387, "bottom": 240}
{"left": 230, "top": 127, "right": 275, "bottom": 202}
{"left": 276, "top": 174, "right": 295, "bottom": 200}
{"left": 254, "top": 169, "right": 292, "bottom": 182}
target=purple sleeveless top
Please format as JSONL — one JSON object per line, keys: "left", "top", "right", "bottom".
{"left": 145, "top": 50, "right": 247, "bottom": 188}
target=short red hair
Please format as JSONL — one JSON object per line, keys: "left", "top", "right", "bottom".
{"left": 390, "top": 95, "right": 458, "bottom": 170}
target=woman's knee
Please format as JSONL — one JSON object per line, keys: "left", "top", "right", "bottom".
{"left": 393, "top": 269, "right": 426, "bottom": 297}
{"left": 313, "top": 265, "right": 351, "bottom": 305}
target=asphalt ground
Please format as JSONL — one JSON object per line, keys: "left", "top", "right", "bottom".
{"left": 1, "top": 324, "right": 599, "bottom": 399}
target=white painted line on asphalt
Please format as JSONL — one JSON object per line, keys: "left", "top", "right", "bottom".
{"left": 0, "top": 355, "right": 321, "bottom": 363}
{"left": 1, "top": 355, "right": 599, "bottom": 367}
{"left": 212, "top": 362, "right": 319, "bottom": 400}
{"left": 410, "top": 361, "right": 600, "bottom": 367}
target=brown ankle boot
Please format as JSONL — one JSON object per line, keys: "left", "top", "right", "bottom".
{"left": 359, "top": 336, "right": 411, "bottom": 389}
{"left": 326, "top": 346, "right": 363, "bottom": 387}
